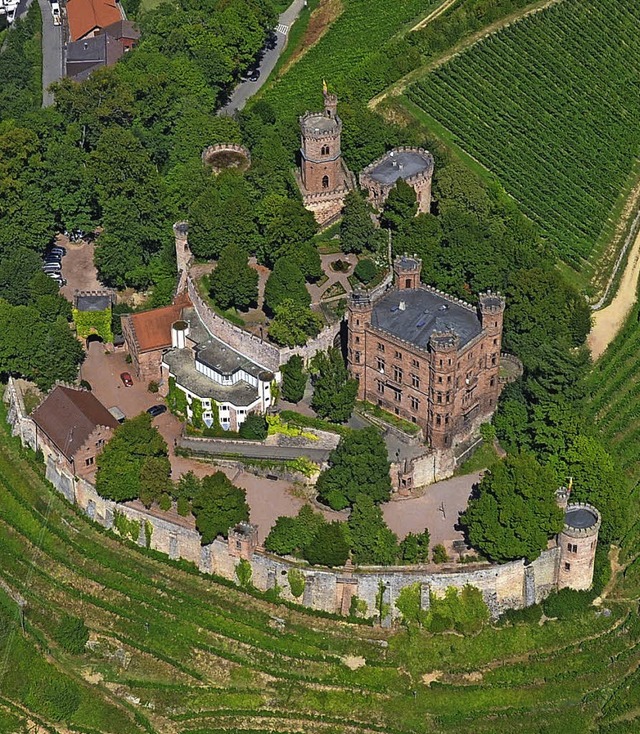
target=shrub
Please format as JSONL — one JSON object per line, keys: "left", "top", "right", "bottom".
{"left": 125, "top": 353, "right": 132, "bottom": 364}
{"left": 27, "top": 672, "right": 81, "bottom": 722}
{"left": 287, "top": 568, "right": 305, "bottom": 598}
{"left": 239, "top": 413, "right": 268, "bottom": 440}
{"left": 432, "top": 544, "right": 449, "bottom": 564}
{"left": 236, "top": 559, "right": 253, "bottom": 588}
{"left": 497, "top": 604, "right": 542, "bottom": 627}
{"left": 354, "top": 258, "right": 377, "bottom": 284}
{"left": 304, "top": 522, "right": 350, "bottom": 567}
{"left": 177, "top": 496, "right": 191, "bottom": 517}
{"left": 54, "top": 614, "right": 89, "bottom": 655}
{"left": 159, "top": 493, "right": 172, "bottom": 511}
{"left": 543, "top": 588, "right": 595, "bottom": 620}
{"left": 79, "top": 379, "right": 92, "bottom": 391}
{"left": 591, "top": 544, "right": 612, "bottom": 595}
{"left": 148, "top": 380, "right": 159, "bottom": 393}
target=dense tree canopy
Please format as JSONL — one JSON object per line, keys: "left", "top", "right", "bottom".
{"left": 310, "top": 348, "right": 358, "bottom": 423}
{"left": 96, "top": 414, "right": 171, "bottom": 505}
{"left": 340, "top": 190, "right": 378, "bottom": 254}
{"left": 281, "top": 355, "right": 307, "bottom": 403}
{"left": 263, "top": 258, "right": 310, "bottom": 315}
{"left": 268, "top": 299, "right": 323, "bottom": 347}
{"left": 316, "top": 427, "right": 391, "bottom": 510}
{"left": 209, "top": 244, "right": 258, "bottom": 311}
{"left": 348, "top": 494, "right": 398, "bottom": 565}
{"left": 460, "top": 453, "right": 564, "bottom": 563}
{"left": 192, "top": 472, "right": 249, "bottom": 544}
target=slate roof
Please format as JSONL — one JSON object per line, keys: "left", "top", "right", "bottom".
{"left": 32, "top": 386, "right": 118, "bottom": 461}
{"left": 565, "top": 507, "right": 598, "bottom": 530}
{"left": 371, "top": 288, "right": 482, "bottom": 350}
{"left": 366, "top": 150, "right": 433, "bottom": 185}
{"left": 75, "top": 293, "right": 112, "bottom": 311}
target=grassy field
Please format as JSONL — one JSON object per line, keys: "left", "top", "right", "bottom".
{"left": 403, "top": 0, "right": 640, "bottom": 284}
{"left": 1, "top": 405, "right": 640, "bottom": 732}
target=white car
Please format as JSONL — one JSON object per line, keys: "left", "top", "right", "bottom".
{"left": 50, "top": 1, "right": 61, "bottom": 24}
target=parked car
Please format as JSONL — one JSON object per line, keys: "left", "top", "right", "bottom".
{"left": 46, "top": 273, "right": 66, "bottom": 287}
{"left": 120, "top": 372, "right": 133, "bottom": 387}
{"left": 44, "top": 253, "right": 62, "bottom": 263}
{"left": 146, "top": 404, "right": 167, "bottom": 417}
{"left": 50, "top": 246, "right": 66, "bottom": 257}
{"left": 248, "top": 69, "right": 260, "bottom": 82}
{"left": 42, "top": 264, "right": 61, "bottom": 273}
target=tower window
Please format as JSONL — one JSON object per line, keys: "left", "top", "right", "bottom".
{"left": 405, "top": 278, "right": 411, "bottom": 289}
{"left": 322, "top": 175, "right": 329, "bottom": 189}
{"left": 321, "top": 145, "right": 330, "bottom": 155}
{"left": 564, "top": 562, "right": 571, "bottom": 571}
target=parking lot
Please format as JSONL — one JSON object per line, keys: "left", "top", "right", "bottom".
{"left": 60, "top": 239, "right": 102, "bottom": 299}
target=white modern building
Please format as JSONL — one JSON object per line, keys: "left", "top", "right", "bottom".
{"left": 161, "top": 308, "right": 274, "bottom": 432}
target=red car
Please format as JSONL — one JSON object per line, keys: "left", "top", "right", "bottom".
{"left": 120, "top": 372, "right": 133, "bottom": 387}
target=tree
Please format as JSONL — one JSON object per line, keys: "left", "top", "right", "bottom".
{"left": 380, "top": 179, "right": 417, "bottom": 230}
{"left": 96, "top": 414, "right": 170, "bottom": 503}
{"left": 340, "top": 189, "right": 377, "bottom": 254}
{"left": 239, "top": 412, "right": 268, "bottom": 440}
{"left": 460, "top": 453, "right": 564, "bottom": 563}
{"left": 192, "top": 471, "right": 249, "bottom": 544}
{"left": 175, "top": 470, "right": 202, "bottom": 500}
{"left": 263, "top": 258, "right": 310, "bottom": 315}
{"left": 395, "top": 583, "right": 425, "bottom": 626}
{"left": 304, "top": 521, "right": 350, "bottom": 567}
{"left": 282, "top": 241, "right": 323, "bottom": 282}
{"left": 316, "top": 428, "right": 391, "bottom": 510}
{"left": 348, "top": 493, "right": 398, "bottom": 565}
{"left": 310, "top": 348, "right": 358, "bottom": 423}
{"left": 54, "top": 615, "right": 89, "bottom": 655}
{"left": 354, "top": 257, "right": 378, "bottom": 285}
{"left": 269, "top": 300, "right": 323, "bottom": 347}
{"left": 287, "top": 568, "right": 305, "bottom": 598}
{"left": 209, "top": 243, "right": 258, "bottom": 311}
{"left": 281, "top": 355, "right": 307, "bottom": 403}
{"left": 255, "top": 193, "right": 317, "bottom": 266}
{"left": 399, "top": 529, "right": 430, "bottom": 563}
{"left": 264, "top": 505, "right": 325, "bottom": 556}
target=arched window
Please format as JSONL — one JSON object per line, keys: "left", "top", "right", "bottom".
{"left": 322, "top": 175, "right": 329, "bottom": 189}
{"left": 321, "top": 145, "right": 330, "bottom": 156}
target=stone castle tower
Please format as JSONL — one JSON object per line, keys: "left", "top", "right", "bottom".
{"left": 297, "top": 82, "right": 353, "bottom": 226}
{"left": 557, "top": 502, "right": 601, "bottom": 591}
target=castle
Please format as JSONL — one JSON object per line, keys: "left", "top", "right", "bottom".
{"left": 297, "top": 84, "right": 435, "bottom": 225}
{"left": 348, "top": 256, "right": 505, "bottom": 450}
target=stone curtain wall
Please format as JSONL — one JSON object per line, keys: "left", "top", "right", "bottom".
{"left": 187, "top": 276, "right": 341, "bottom": 370}
{"left": 6, "top": 382, "right": 561, "bottom": 621}
{"left": 4, "top": 378, "right": 37, "bottom": 451}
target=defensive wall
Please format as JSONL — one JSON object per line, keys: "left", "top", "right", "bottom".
{"left": 5, "top": 378, "right": 564, "bottom": 622}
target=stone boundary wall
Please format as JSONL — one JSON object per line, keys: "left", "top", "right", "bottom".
{"left": 4, "top": 378, "right": 37, "bottom": 451}
{"left": 499, "top": 352, "right": 524, "bottom": 384}
{"left": 202, "top": 144, "right": 251, "bottom": 169}
{"left": 5, "top": 382, "right": 563, "bottom": 621}
{"left": 187, "top": 277, "right": 341, "bottom": 371}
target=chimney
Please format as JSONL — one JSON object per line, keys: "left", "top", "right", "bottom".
{"left": 399, "top": 301, "right": 406, "bottom": 311}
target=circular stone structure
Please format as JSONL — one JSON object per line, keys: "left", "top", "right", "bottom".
{"left": 202, "top": 144, "right": 251, "bottom": 173}
{"left": 360, "top": 147, "right": 435, "bottom": 214}
{"left": 557, "top": 502, "right": 601, "bottom": 591}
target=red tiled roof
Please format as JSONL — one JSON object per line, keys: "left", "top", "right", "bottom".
{"left": 125, "top": 295, "right": 191, "bottom": 353}
{"left": 67, "top": 0, "right": 122, "bottom": 42}
{"left": 32, "top": 386, "right": 118, "bottom": 461}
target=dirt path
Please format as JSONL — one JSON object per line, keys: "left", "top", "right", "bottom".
{"left": 410, "top": 0, "right": 458, "bottom": 33}
{"left": 588, "top": 228, "right": 640, "bottom": 360}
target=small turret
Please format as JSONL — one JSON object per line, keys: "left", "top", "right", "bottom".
{"left": 394, "top": 255, "right": 422, "bottom": 290}
{"left": 323, "top": 79, "right": 338, "bottom": 118}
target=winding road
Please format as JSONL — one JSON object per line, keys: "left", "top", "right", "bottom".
{"left": 36, "top": 0, "right": 63, "bottom": 106}
{"left": 219, "top": 0, "right": 306, "bottom": 115}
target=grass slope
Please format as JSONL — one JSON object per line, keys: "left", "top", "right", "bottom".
{"left": 0, "top": 406, "right": 640, "bottom": 732}
{"left": 406, "top": 0, "right": 640, "bottom": 272}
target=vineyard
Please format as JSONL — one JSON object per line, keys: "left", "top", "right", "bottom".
{"left": 260, "top": 0, "right": 437, "bottom": 117}
{"left": 1, "top": 408, "right": 640, "bottom": 732}
{"left": 406, "top": 0, "right": 640, "bottom": 271}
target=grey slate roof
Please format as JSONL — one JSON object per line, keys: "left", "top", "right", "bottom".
{"left": 565, "top": 507, "right": 598, "bottom": 530}
{"left": 301, "top": 113, "right": 339, "bottom": 134}
{"left": 367, "top": 150, "right": 433, "bottom": 185}
{"left": 371, "top": 288, "right": 482, "bottom": 350}
{"left": 76, "top": 294, "right": 111, "bottom": 312}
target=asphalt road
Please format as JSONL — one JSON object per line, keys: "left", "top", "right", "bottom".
{"left": 219, "top": 0, "right": 306, "bottom": 115}
{"left": 36, "top": 0, "right": 63, "bottom": 107}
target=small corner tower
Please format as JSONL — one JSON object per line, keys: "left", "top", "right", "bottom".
{"left": 478, "top": 291, "right": 506, "bottom": 338}
{"left": 394, "top": 255, "right": 422, "bottom": 290}
{"left": 174, "top": 221, "right": 192, "bottom": 295}
{"left": 347, "top": 290, "right": 373, "bottom": 396}
{"left": 557, "top": 503, "right": 601, "bottom": 591}
{"left": 228, "top": 522, "right": 259, "bottom": 560}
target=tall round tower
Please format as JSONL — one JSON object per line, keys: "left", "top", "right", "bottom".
{"left": 557, "top": 503, "right": 601, "bottom": 591}
{"left": 347, "top": 291, "right": 373, "bottom": 398}
{"left": 299, "top": 84, "right": 344, "bottom": 194}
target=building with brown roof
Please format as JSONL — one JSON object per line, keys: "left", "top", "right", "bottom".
{"left": 66, "top": 0, "right": 122, "bottom": 42}
{"left": 32, "top": 385, "right": 119, "bottom": 480}
{"left": 121, "top": 294, "right": 191, "bottom": 383}
{"left": 66, "top": 20, "right": 139, "bottom": 79}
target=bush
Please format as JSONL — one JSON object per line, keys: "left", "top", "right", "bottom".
{"left": 354, "top": 258, "right": 378, "bottom": 284}
{"left": 148, "top": 380, "right": 159, "bottom": 393}
{"left": 159, "top": 493, "right": 172, "bottom": 511}
{"left": 54, "top": 614, "right": 89, "bottom": 655}
{"left": 304, "top": 522, "right": 350, "bottom": 567}
{"left": 79, "top": 379, "right": 92, "bottom": 391}
{"left": 239, "top": 413, "right": 268, "bottom": 440}
{"left": 543, "top": 588, "right": 595, "bottom": 620}
{"left": 497, "top": 604, "right": 542, "bottom": 627}
{"left": 432, "top": 544, "right": 449, "bottom": 564}
{"left": 287, "top": 568, "right": 305, "bottom": 598}
{"left": 27, "top": 672, "right": 81, "bottom": 722}
{"left": 236, "top": 559, "right": 253, "bottom": 587}
{"left": 177, "top": 496, "right": 191, "bottom": 517}
{"left": 592, "top": 544, "right": 612, "bottom": 595}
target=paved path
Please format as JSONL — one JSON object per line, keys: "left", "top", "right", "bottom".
{"left": 219, "top": 0, "right": 305, "bottom": 115}
{"left": 36, "top": 0, "right": 63, "bottom": 107}
{"left": 307, "top": 253, "right": 357, "bottom": 305}
{"left": 178, "top": 436, "right": 332, "bottom": 463}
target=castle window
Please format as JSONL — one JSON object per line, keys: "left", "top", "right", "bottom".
{"left": 236, "top": 540, "right": 242, "bottom": 550}
{"left": 377, "top": 381, "right": 385, "bottom": 395}
{"left": 446, "top": 392, "right": 451, "bottom": 404}
{"left": 393, "top": 389, "right": 401, "bottom": 402}
{"left": 377, "top": 357, "right": 385, "bottom": 372}
{"left": 378, "top": 342, "right": 385, "bottom": 352}
{"left": 322, "top": 175, "right": 330, "bottom": 189}
{"left": 412, "top": 358, "right": 419, "bottom": 368}
{"left": 355, "top": 351, "right": 360, "bottom": 363}
{"left": 491, "top": 354, "right": 497, "bottom": 366}
{"left": 447, "top": 376, "right": 451, "bottom": 384}
{"left": 436, "top": 414, "right": 442, "bottom": 426}
{"left": 437, "top": 376, "right": 443, "bottom": 384}
{"left": 445, "top": 414, "right": 450, "bottom": 425}
{"left": 95, "top": 439, "right": 105, "bottom": 448}
{"left": 564, "top": 562, "right": 571, "bottom": 571}
{"left": 393, "top": 366, "right": 403, "bottom": 383}
{"left": 568, "top": 543, "right": 578, "bottom": 553}
{"left": 321, "top": 145, "right": 330, "bottom": 155}
{"left": 494, "top": 321, "right": 498, "bottom": 327}
{"left": 412, "top": 374, "right": 420, "bottom": 388}
{"left": 356, "top": 319, "right": 360, "bottom": 326}
{"left": 437, "top": 393, "right": 442, "bottom": 404}
{"left": 405, "top": 278, "right": 412, "bottom": 289}
{"left": 493, "top": 338, "right": 498, "bottom": 346}
{"left": 395, "top": 350, "right": 402, "bottom": 359}
{"left": 410, "top": 396, "right": 419, "bottom": 411}
{"left": 85, "top": 456, "right": 94, "bottom": 466}
{"left": 355, "top": 336, "right": 360, "bottom": 344}
{"left": 439, "top": 359, "right": 443, "bottom": 367}
{"left": 490, "top": 377, "right": 495, "bottom": 387}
